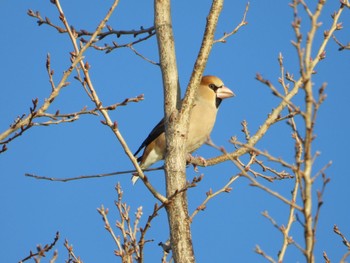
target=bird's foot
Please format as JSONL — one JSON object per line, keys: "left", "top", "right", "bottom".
{"left": 197, "top": 156, "right": 207, "bottom": 166}
{"left": 187, "top": 154, "right": 207, "bottom": 172}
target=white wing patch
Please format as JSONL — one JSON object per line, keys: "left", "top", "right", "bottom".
{"left": 132, "top": 148, "right": 162, "bottom": 185}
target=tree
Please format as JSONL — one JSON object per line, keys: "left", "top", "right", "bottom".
{"left": 1, "top": 0, "right": 350, "bottom": 262}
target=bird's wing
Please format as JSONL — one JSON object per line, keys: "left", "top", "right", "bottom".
{"left": 133, "top": 117, "right": 165, "bottom": 157}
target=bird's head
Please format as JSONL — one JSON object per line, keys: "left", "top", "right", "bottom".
{"left": 199, "top": 75, "right": 235, "bottom": 107}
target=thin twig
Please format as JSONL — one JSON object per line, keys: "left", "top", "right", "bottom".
{"left": 214, "top": 2, "right": 249, "bottom": 43}
{"left": 261, "top": 210, "right": 280, "bottom": 230}
{"left": 53, "top": 0, "right": 166, "bottom": 203}
{"left": 278, "top": 176, "right": 299, "bottom": 261}
{"left": 128, "top": 45, "right": 160, "bottom": 66}
{"left": 231, "top": 139, "right": 296, "bottom": 171}
{"left": 190, "top": 175, "right": 239, "bottom": 221}
{"left": 19, "top": 232, "right": 60, "bottom": 263}
{"left": 93, "top": 32, "right": 156, "bottom": 53}
{"left": 64, "top": 239, "right": 83, "bottom": 263}
{"left": 340, "top": 251, "right": 350, "bottom": 263}
{"left": 238, "top": 161, "right": 303, "bottom": 211}
{"left": 255, "top": 245, "right": 276, "bottom": 263}
{"left": 332, "top": 35, "right": 350, "bottom": 51}
{"left": 25, "top": 166, "right": 164, "bottom": 182}
{"left": 323, "top": 251, "right": 331, "bottom": 263}
{"left": 334, "top": 225, "right": 350, "bottom": 249}
{"left": 1, "top": 0, "right": 115, "bottom": 151}
{"left": 97, "top": 205, "right": 123, "bottom": 252}
{"left": 27, "top": 8, "right": 156, "bottom": 49}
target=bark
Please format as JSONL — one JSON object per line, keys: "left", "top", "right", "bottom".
{"left": 154, "top": 0, "right": 194, "bottom": 262}
{"left": 154, "top": 0, "right": 223, "bottom": 262}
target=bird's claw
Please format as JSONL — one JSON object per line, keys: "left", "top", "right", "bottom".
{"left": 187, "top": 154, "right": 207, "bottom": 172}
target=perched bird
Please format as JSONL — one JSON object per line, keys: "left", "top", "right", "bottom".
{"left": 132, "top": 75, "right": 234, "bottom": 184}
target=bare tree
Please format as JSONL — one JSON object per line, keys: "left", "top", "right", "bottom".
{"left": 2, "top": 0, "right": 349, "bottom": 262}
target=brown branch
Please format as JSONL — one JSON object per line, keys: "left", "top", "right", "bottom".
{"left": 278, "top": 52, "right": 291, "bottom": 95}
{"left": 111, "top": 183, "right": 144, "bottom": 261}
{"left": 155, "top": 0, "right": 225, "bottom": 261}
{"left": 97, "top": 26, "right": 155, "bottom": 40}
{"left": 1, "top": 76, "right": 142, "bottom": 153}
{"left": 139, "top": 203, "right": 164, "bottom": 261}
{"left": 27, "top": 2, "right": 156, "bottom": 201}
{"left": 128, "top": 45, "right": 160, "bottom": 66}
{"left": 97, "top": 184, "right": 148, "bottom": 262}
{"left": 139, "top": 175, "right": 203, "bottom": 260}
{"left": 278, "top": 147, "right": 300, "bottom": 261}
{"left": 32, "top": 116, "right": 79, "bottom": 126}
{"left": 323, "top": 251, "right": 331, "bottom": 263}
{"left": 310, "top": 3, "right": 345, "bottom": 70}
{"left": 46, "top": 53, "right": 56, "bottom": 91}
{"left": 241, "top": 120, "right": 251, "bottom": 141}
{"left": 25, "top": 166, "right": 164, "bottom": 182}
{"left": 261, "top": 210, "right": 281, "bottom": 231}
{"left": 255, "top": 245, "right": 276, "bottom": 263}
{"left": 0, "top": 99, "right": 39, "bottom": 153}
{"left": 236, "top": 159, "right": 303, "bottom": 211}
{"left": 254, "top": 160, "right": 288, "bottom": 181}
{"left": 190, "top": 175, "right": 239, "bottom": 221}
{"left": 215, "top": 143, "right": 303, "bottom": 212}
{"left": 99, "top": 94, "right": 145, "bottom": 111}
{"left": 27, "top": 8, "right": 156, "bottom": 51}
{"left": 244, "top": 172, "right": 302, "bottom": 210}
{"left": 98, "top": 205, "right": 124, "bottom": 256}
{"left": 341, "top": 251, "right": 350, "bottom": 263}
{"left": 213, "top": 2, "right": 249, "bottom": 44}
{"left": 24, "top": 94, "right": 143, "bottom": 127}
{"left": 332, "top": 35, "right": 350, "bottom": 51}
{"left": 27, "top": 9, "right": 66, "bottom": 33}
{"left": 333, "top": 225, "right": 350, "bottom": 249}
{"left": 341, "top": 0, "right": 350, "bottom": 8}
{"left": 1, "top": 0, "right": 120, "bottom": 152}
{"left": 19, "top": 232, "right": 60, "bottom": 263}
{"left": 292, "top": 1, "right": 346, "bottom": 261}
{"left": 256, "top": 72, "right": 301, "bottom": 114}
{"left": 64, "top": 239, "right": 83, "bottom": 263}
{"left": 231, "top": 139, "right": 297, "bottom": 172}
{"left": 97, "top": 181, "right": 204, "bottom": 262}
{"left": 254, "top": 159, "right": 294, "bottom": 180}
{"left": 231, "top": 118, "right": 304, "bottom": 262}
{"left": 312, "top": 173, "right": 330, "bottom": 248}
{"left": 51, "top": 0, "right": 166, "bottom": 203}
{"left": 94, "top": 32, "right": 156, "bottom": 53}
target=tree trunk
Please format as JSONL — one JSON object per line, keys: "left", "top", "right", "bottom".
{"left": 154, "top": 0, "right": 223, "bottom": 262}
{"left": 154, "top": 0, "right": 195, "bottom": 262}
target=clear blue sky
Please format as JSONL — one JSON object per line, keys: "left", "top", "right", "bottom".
{"left": 1, "top": 1, "right": 350, "bottom": 262}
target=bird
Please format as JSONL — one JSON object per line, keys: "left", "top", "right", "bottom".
{"left": 132, "top": 75, "right": 234, "bottom": 184}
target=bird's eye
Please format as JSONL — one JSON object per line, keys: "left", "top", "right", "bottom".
{"left": 209, "top": 84, "right": 217, "bottom": 91}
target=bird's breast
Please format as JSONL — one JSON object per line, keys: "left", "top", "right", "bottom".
{"left": 186, "top": 102, "right": 218, "bottom": 153}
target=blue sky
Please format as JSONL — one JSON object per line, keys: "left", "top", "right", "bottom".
{"left": 1, "top": 1, "right": 350, "bottom": 262}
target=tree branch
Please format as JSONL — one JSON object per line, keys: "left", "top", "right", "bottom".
{"left": 19, "top": 232, "right": 60, "bottom": 263}
{"left": 213, "top": 2, "right": 249, "bottom": 44}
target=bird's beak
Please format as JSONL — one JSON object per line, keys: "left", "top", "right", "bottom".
{"left": 217, "top": 85, "right": 235, "bottom": 99}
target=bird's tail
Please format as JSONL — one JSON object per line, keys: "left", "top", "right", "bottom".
{"left": 131, "top": 174, "right": 140, "bottom": 185}
{"left": 131, "top": 154, "right": 143, "bottom": 185}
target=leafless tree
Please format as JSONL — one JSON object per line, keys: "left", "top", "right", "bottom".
{"left": 3, "top": 1, "right": 349, "bottom": 262}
